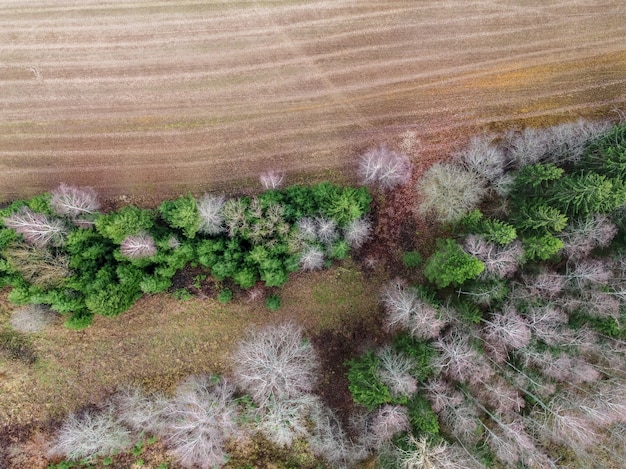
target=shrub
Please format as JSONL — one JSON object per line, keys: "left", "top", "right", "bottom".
{"left": 265, "top": 293, "right": 281, "bottom": 310}
{"left": 346, "top": 350, "right": 393, "bottom": 410}
{"left": 196, "top": 194, "right": 225, "bottom": 236}
{"left": 358, "top": 145, "right": 412, "bottom": 190}
{"left": 217, "top": 288, "right": 232, "bottom": 303}
{"left": 159, "top": 194, "right": 200, "bottom": 239}
{"left": 231, "top": 322, "right": 319, "bottom": 407}
{"left": 9, "top": 305, "right": 57, "bottom": 333}
{"left": 49, "top": 408, "right": 133, "bottom": 462}
{"left": 416, "top": 163, "right": 488, "bottom": 224}
{"left": 423, "top": 239, "right": 485, "bottom": 288}
{"left": 95, "top": 205, "right": 154, "bottom": 244}
{"left": 401, "top": 250, "right": 422, "bottom": 268}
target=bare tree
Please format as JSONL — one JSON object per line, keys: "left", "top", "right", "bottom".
{"left": 50, "top": 183, "right": 100, "bottom": 220}
{"left": 260, "top": 169, "right": 285, "bottom": 190}
{"left": 299, "top": 245, "right": 325, "bottom": 271}
{"left": 162, "top": 375, "right": 240, "bottom": 469}
{"left": 114, "top": 385, "right": 168, "bottom": 435}
{"left": 358, "top": 145, "right": 412, "bottom": 190}
{"left": 434, "top": 331, "right": 493, "bottom": 386}
{"left": 344, "top": 216, "right": 372, "bottom": 249}
{"left": 295, "top": 217, "right": 317, "bottom": 242}
{"left": 559, "top": 215, "right": 618, "bottom": 260}
{"left": 565, "top": 258, "right": 612, "bottom": 290}
{"left": 416, "top": 163, "right": 488, "bottom": 224}
{"left": 48, "top": 408, "right": 132, "bottom": 462}
{"left": 483, "top": 307, "right": 531, "bottom": 357}
{"left": 196, "top": 194, "right": 226, "bottom": 236}
{"left": 463, "top": 235, "right": 523, "bottom": 279}
{"left": 120, "top": 231, "right": 157, "bottom": 259}
{"left": 366, "top": 405, "right": 409, "bottom": 449}
{"left": 381, "top": 279, "right": 446, "bottom": 339}
{"left": 397, "top": 435, "right": 485, "bottom": 469}
{"left": 376, "top": 347, "right": 418, "bottom": 398}
{"left": 255, "top": 394, "right": 316, "bottom": 447}
{"left": 231, "top": 322, "right": 320, "bottom": 407}
{"left": 456, "top": 134, "right": 507, "bottom": 183}
{"left": 315, "top": 217, "right": 338, "bottom": 244}
{"left": 4, "top": 208, "right": 67, "bottom": 247}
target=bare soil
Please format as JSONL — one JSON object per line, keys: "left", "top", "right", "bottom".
{"left": 1, "top": 0, "right": 625, "bottom": 201}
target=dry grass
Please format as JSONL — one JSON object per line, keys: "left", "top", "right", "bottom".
{"left": 0, "top": 260, "right": 381, "bottom": 428}
{"left": 1, "top": 1, "right": 625, "bottom": 200}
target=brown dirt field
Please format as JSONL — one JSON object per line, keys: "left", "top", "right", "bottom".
{"left": 1, "top": 0, "right": 625, "bottom": 201}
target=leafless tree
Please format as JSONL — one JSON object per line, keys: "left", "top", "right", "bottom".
{"left": 48, "top": 408, "right": 132, "bottom": 462}
{"left": 559, "top": 215, "right": 617, "bottom": 260}
{"left": 483, "top": 307, "right": 532, "bottom": 357}
{"left": 416, "top": 163, "right": 488, "bottom": 224}
{"left": 260, "top": 169, "right": 285, "bottom": 190}
{"left": 456, "top": 134, "right": 508, "bottom": 183}
{"left": 397, "top": 435, "right": 485, "bottom": 469}
{"left": 50, "top": 183, "right": 100, "bottom": 220}
{"left": 299, "top": 245, "right": 325, "bottom": 271}
{"left": 231, "top": 322, "right": 320, "bottom": 407}
{"left": 255, "top": 394, "right": 316, "bottom": 447}
{"left": 196, "top": 194, "right": 226, "bottom": 236}
{"left": 358, "top": 145, "right": 412, "bottom": 190}
{"left": 366, "top": 405, "right": 409, "bottom": 449}
{"left": 295, "top": 217, "right": 317, "bottom": 242}
{"left": 381, "top": 279, "right": 446, "bottom": 339}
{"left": 315, "top": 216, "right": 338, "bottom": 244}
{"left": 120, "top": 231, "right": 157, "bottom": 259}
{"left": 344, "top": 216, "right": 372, "bottom": 249}
{"left": 434, "top": 330, "right": 493, "bottom": 386}
{"left": 376, "top": 347, "right": 418, "bottom": 398}
{"left": 523, "top": 305, "right": 568, "bottom": 346}
{"left": 4, "top": 208, "right": 67, "bottom": 247}
{"left": 114, "top": 385, "right": 168, "bottom": 435}
{"left": 565, "top": 258, "right": 612, "bottom": 290}
{"left": 463, "top": 235, "right": 524, "bottom": 279}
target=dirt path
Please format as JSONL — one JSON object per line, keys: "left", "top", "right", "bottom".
{"left": 1, "top": 0, "right": 625, "bottom": 200}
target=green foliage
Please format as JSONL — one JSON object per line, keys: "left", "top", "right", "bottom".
{"left": 423, "top": 239, "right": 485, "bottom": 289}
{"left": 346, "top": 350, "right": 393, "bottom": 410}
{"left": 522, "top": 234, "right": 563, "bottom": 261}
{"left": 405, "top": 393, "right": 439, "bottom": 436}
{"left": 218, "top": 288, "right": 233, "bottom": 303}
{"left": 265, "top": 293, "right": 281, "bottom": 311}
{"left": 139, "top": 274, "right": 172, "bottom": 294}
{"left": 84, "top": 283, "right": 141, "bottom": 317}
{"left": 511, "top": 203, "right": 568, "bottom": 234}
{"left": 580, "top": 123, "right": 626, "bottom": 179}
{"left": 401, "top": 251, "right": 423, "bottom": 268}
{"left": 546, "top": 172, "right": 625, "bottom": 217}
{"left": 95, "top": 206, "right": 155, "bottom": 244}
{"left": 513, "top": 163, "right": 563, "bottom": 191}
{"left": 461, "top": 210, "right": 517, "bottom": 245}
{"left": 63, "top": 312, "right": 94, "bottom": 330}
{"left": 391, "top": 334, "right": 436, "bottom": 381}
{"left": 159, "top": 194, "right": 200, "bottom": 239}
{"left": 328, "top": 240, "right": 350, "bottom": 260}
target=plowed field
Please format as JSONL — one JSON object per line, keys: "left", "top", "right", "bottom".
{"left": 1, "top": 0, "right": 625, "bottom": 200}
